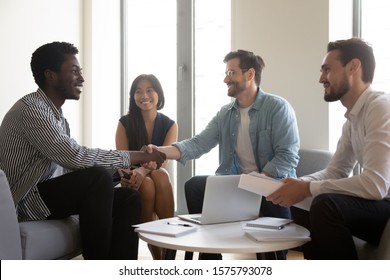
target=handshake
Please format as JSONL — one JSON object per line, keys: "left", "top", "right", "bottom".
{"left": 130, "top": 145, "right": 167, "bottom": 169}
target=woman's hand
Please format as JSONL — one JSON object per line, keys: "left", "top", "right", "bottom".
{"left": 128, "top": 167, "right": 148, "bottom": 189}
{"left": 118, "top": 168, "right": 144, "bottom": 190}
{"left": 142, "top": 161, "right": 158, "bottom": 170}
{"left": 118, "top": 168, "right": 133, "bottom": 188}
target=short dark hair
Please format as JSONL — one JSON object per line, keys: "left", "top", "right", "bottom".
{"left": 327, "top": 38, "right": 375, "bottom": 83}
{"left": 30, "top": 41, "right": 79, "bottom": 88}
{"left": 223, "top": 49, "right": 265, "bottom": 86}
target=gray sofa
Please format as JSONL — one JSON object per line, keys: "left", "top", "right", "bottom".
{"left": 297, "top": 148, "right": 390, "bottom": 259}
{"left": 0, "top": 169, "right": 81, "bottom": 260}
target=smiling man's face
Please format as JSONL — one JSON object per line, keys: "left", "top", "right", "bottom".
{"left": 52, "top": 54, "right": 84, "bottom": 101}
{"left": 319, "top": 50, "right": 350, "bottom": 102}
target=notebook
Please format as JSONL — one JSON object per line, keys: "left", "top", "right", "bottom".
{"left": 243, "top": 217, "right": 293, "bottom": 230}
{"left": 244, "top": 223, "right": 311, "bottom": 242}
{"left": 178, "top": 175, "right": 262, "bottom": 225}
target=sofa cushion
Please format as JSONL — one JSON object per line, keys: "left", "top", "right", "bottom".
{"left": 353, "top": 236, "right": 378, "bottom": 259}
{"left": 354, "top": 219, "right": 390, "bottom": 260}
{"left": 19, "top": 215, "right": 81, "bottom": 259}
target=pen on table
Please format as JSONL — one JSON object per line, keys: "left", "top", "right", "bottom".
{"left": 167, "top": 222, "right": 192, "bottom": 227}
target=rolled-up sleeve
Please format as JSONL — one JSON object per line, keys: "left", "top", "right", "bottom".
{"left": 173, "top": 113, "right": 220, "bottom": 165}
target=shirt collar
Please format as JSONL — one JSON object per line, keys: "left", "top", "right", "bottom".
{"left": 36, "top": 88, "right": 63, "bottom": 120}
{"left": 344, "top": 86, "right": 371, "bottom": 120}
{"left": 231, "top": 87, "right": 263, "bottom": 111}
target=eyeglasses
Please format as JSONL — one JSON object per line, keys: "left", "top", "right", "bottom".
{"left": 224, "top": 69, "right": 248, "bottom": 77}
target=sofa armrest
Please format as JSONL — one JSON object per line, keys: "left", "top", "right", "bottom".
{"left": 0, "top": 169, "right": 22, "bottom": 259}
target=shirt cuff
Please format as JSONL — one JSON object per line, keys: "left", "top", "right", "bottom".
{"left": 309, "top": 181, "right": 323, "bottom": 198}
{"left": 172, "top": 143, "right": 187, "bottom": 165}
{"left": 120, "top": 151, "right": 131, "bottom": 167}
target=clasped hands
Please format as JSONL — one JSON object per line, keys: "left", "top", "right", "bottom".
{"left": 140, "top": 144, "right": 166, "bottom": 169}
{"left": 118, "top": 166, "right": 148, "bottom": 190}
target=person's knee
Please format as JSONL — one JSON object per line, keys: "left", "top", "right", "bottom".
{"left": 89, "top": 166, "right": 113, "bottom": 185}
{"left": 140, "top": 176, "right": 155, "bottom": 194}
{"left": 184, "top": 177, "right": 196, "bottom": 195}
{"left": 184, "top": 176, "right": 208, "bottom": 213}
{"left": 311, "top": 194, "right": 335, "bottom": 213}
{"left": 184, "top": 176, "right": 207, "bottom": 197}
{"left": 151, "top": 170, "right": 172, "bottom": 189}
{"left": 85, "top": 166, "right": 114, "bottom": 197}
{"left": 310, "top": 194, "right": 341, "bottom": 223}
{"left": 151, "top": 168, "right": 170, "bottom": 180}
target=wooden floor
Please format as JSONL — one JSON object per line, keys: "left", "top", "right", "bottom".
{"left": 73, "top": 239, "right": 303, "bottom": 260}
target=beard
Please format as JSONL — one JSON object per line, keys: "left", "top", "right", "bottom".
{"left": 227, "top": 81, "right": 246, "bottom": 98}
{"left": 324, "top": 76, "right": 349, "bottom": 102}
{"left": 54, "top": 81, "right": 80, "bottom": 101}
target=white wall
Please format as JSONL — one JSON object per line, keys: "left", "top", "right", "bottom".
{"left": 328, "top": 0, "right": 353, "bottom": 151}
{"left": 232, "top": 0, "right": 332, "bottom": 150}
{"left": 0, "top": 0, "right": 83, "bottom": 141}
{"left": 0, "top": 0, "right": 352, "bottom": 152}
{"left": 0, "top": 0, "right": 122, "bottom": 149}
{"left": 81, "top": 0, "right": 121, "bottom": 149}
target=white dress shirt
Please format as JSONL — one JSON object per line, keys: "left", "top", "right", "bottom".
{"left": 302, "top": 87, "right": 390, "bottom": 201}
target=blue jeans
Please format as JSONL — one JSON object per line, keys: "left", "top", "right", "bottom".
{"left": 292, "top": 193, "right": 390, "bottom": 259}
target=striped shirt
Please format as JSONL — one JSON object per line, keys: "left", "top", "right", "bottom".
{"left": 0, "top": 89, "right": 131, "bottom": 221}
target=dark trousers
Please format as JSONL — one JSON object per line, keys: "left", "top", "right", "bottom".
{"left": 37, "top": 166, "right": 142, "bottom": 260}
{"left": 292, "top": 193, "right": 390, "bottom": 260}
{"left": 184, "top": 175, "right": 291, "bottom": 260}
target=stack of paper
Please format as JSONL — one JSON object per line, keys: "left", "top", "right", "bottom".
{"left": 242, "top": 217, "right": 310, "bottom": 242}
{"left": 243, "top": 217, "right": 293, "bottom": 230}
{"left": 134, "top": 219, "right": 197, "bottom": 237}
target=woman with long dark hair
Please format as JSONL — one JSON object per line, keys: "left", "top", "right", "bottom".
{"left": 115, "top": 74, "right": 177, "bottom": 259}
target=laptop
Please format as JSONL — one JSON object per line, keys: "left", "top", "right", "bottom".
{"left": 178, "top": 175, "right": 262, "bottom": 225}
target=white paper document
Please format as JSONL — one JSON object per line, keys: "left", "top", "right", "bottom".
{"left": 134, "top": 218, "right": 197, "bottom": 237}
{"left": 238, "top": 172, "right": 312, "bottom": 211}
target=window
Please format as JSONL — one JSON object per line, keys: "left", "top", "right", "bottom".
{"left": 328, "top": 0, "right": 390, "bottom": 152}
{"left": 361, "top": 0, "right": 390, "bottom": 93}
{"left": 122, "top": 0, "right": 231, "bottom": 212}
{"left": 124, "top": 0, "right": 177, "bottom": 121}
{"left": 194, "top": 1, "right": 231, "bottom": 175}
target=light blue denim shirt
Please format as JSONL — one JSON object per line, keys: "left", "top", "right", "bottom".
{"left": 174, "top": 88, "right": 300, "bottom": 178}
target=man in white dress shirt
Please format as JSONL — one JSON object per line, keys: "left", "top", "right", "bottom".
{"left": 267, "top": 38, "right": 390, "bottom": 259}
